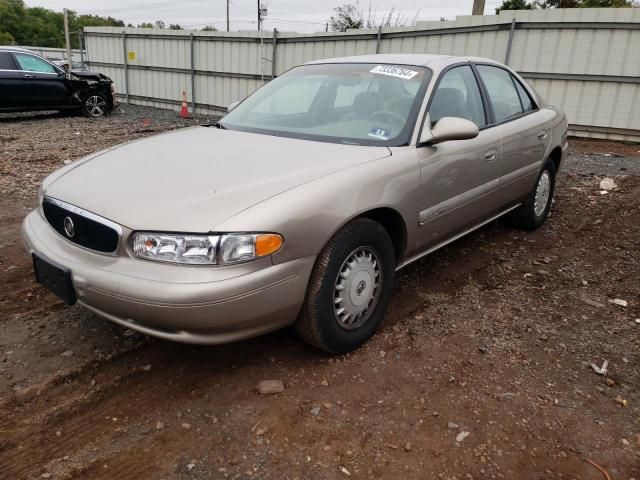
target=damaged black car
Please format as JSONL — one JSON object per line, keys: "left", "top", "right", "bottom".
{"left": 0, "top": 47, "right": 117, "bottom": 117}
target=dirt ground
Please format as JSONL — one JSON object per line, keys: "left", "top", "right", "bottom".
{"left": 0, "top": 107, "right": 639, "bottom": 480}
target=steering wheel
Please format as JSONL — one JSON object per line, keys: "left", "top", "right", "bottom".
{"left": 368, "top": 110, "right": 405, "bottom": 124}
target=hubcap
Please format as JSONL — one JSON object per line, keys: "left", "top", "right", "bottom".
{"left": 534, "top": 170, "right": 551, "bottom": 217}
{"left": 333, "top": 247, "right": 382, "bottom": 330}
{"left": 86, "top": 96, "right": 106, "bottom": 117}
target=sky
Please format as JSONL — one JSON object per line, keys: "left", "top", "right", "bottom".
{"left": 26, "top": 0, "right": 504, "bottom": 32}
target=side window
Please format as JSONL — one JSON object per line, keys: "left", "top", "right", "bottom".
{"left": 14, "top": 53, "right": 58, "bottom": 74}
{"left": 513, "top": 77, "right": 535, "bottom": 112}
{"left": 0, "top": 52, "right": 17, "bottom": 70}
{"left": 428, "top": 65, "right": 486, "bottom": 128}
{"left": 476, "top": 65, "right": 523, "bottom": 123}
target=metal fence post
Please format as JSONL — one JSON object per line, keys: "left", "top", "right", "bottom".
{"left": 272, "top": 28, "right": 278, "bottom": 79}
{"left": 190, "top": 33, "right": 196, "bottom": 113}
{"left": 376, "top": 25, "right": 382, "bottom": 54}
{"left": 122, "top": 31, "right": 129, "bottom": 103}
{"left": 78, "top": 30, "right": 85, "bottom": 70}
{"left": 504, "top": 18, "right": 517, "bottom": 65}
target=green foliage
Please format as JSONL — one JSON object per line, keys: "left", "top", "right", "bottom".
{"left": 0, "top": 30, "right": 15, "bottom": 44}
{"left": 496, "top": 0, "right": 637, "bottom": 11}
{"left": 0, "top": 0, "right": 124, "bottom": 48}
{"left": 496, "top": 0, "right": 535, "bottom": 13}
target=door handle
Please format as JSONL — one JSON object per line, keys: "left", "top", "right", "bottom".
{"left": 484, "top": 150, "right": 497, "bottom": 161}
{"left": 537, "top": 131, "right": 547, "bottom": 140}
{"left": 23, "top": 74, "right": 36, "bottom": 78}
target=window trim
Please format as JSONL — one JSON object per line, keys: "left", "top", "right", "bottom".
{"left": 472, "top": 62, "right": 540, "bottom": 128}
{"left": 417, "top": 61, "right": 491, "bottom": 146}
{"left": 511, "top": 73, "right": 537, "bottom": 113}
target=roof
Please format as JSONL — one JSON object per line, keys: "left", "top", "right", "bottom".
{"left": 0, "top": 46, "right": 33, "bottom": 52}
{"left": 305, "top": 53, "right": 503, "bottom": 69}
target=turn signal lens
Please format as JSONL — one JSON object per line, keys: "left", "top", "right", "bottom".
{"left": 255, "top": 234, "right": 283, "bottom": 257}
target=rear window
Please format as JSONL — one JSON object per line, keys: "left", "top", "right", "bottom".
{"left": 0, "top": 52, "right": 16, "bottom": 70}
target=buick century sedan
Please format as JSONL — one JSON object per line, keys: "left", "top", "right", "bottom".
{"left": 23, "top": 54, "right": 568, "bottom": 353}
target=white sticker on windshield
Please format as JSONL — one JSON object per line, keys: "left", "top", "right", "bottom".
{"left": 370, "top": 65, "right": 419, "bottom": 80}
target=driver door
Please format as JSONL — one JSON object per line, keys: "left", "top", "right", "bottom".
{"left": 415, "top": 64, "right": 503, "bottom": 247}
{"left": 12, "top": 52, "right": 70, "bottom": 108}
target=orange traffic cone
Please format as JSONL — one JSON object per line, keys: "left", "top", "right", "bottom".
{"left": 179, "top": 90, "right": 190, "bottom": 118}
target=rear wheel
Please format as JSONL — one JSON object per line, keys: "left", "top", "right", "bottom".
{"left": 508, "top": 159, "right": 556, "bottom": 230}
{"left": 81, "top": 92, "right": 110, "bottom": 117}
{"left": 295, "top": 218, "right": 395, "bottom": 353}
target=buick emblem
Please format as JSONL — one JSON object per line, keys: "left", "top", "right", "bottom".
{"left": 63, "top": 216, "right": 75, "bottom": 237}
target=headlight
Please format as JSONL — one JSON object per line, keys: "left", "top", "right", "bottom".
{"left": 131, "top": 232, "right": 283, "bottom": 265}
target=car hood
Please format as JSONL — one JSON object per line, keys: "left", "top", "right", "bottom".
{"left": 45, "top": 127, "right": 391, "bottom": 232}
{"left": 70, "top": 70, "right": 112, "bottom": 83}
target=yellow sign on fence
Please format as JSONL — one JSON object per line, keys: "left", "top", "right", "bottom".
{"left": 128, "top": 51, "right": 136, "bottom": 61}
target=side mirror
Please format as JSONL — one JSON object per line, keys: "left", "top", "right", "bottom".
{"left": 419, "top": 116, "right": 479, "bottom": 146}
{"left": 227, "top": 101, "right": 240, "bottom": 112}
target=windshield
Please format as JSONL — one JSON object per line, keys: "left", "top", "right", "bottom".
{"left": 220, "top": 63, "right": 431, "bottom": 146}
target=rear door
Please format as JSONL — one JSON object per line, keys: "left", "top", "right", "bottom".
{"left": 475, "top": 64, "right": 552, "bottom": 201}
{"left": 416, "top": 64, "right": 503, "bottom": 247}
{"left": 0, "top": 52, "right": 24, "bottom": 109}
{"left": 12, "top": 52, "right": 70, "bottom": 108}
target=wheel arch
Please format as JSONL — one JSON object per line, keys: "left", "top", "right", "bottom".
{"left": 548, "top": 145, "right": 562, "bottom": 172}
{"left": 356, "top": 207, "right": 408, "bottom": 263}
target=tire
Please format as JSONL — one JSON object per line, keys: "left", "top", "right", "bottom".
{"left": 80, "top": 92, "right": 110, "bottom": 117}
{"left": 295, "top": 218, "right": 396, "bottom": 354}
{"left": 508, "top": 159, "right": 556, "bottom": 231}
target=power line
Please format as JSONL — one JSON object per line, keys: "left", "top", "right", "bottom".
{"left": 77, "top": 0, "right": 202, "bottom": 15}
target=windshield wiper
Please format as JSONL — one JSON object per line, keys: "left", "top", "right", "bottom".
{"left": 203, "top": 121, "right": 227, "bottom": 129}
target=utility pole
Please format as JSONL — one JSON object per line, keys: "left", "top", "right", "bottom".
{"left": 257, "top": 0, "right": 262, "bottom": 31}
{"left": 472, "top": 0, "right": 485, "bottom": 15}
{"left": 63, "top": 8, "right": 72, "bottom": 69}
{"left": 226, "top": 0, "right": 229, "bottom": 32}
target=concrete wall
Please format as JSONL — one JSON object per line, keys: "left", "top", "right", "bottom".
{"left": 83, "top": 8, "right": 640, "bottom": 141}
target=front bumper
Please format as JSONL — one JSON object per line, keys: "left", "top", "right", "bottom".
{"left": 22, "top": 210, "right": 315, "bottom": 344}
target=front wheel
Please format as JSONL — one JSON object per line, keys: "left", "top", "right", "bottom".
{"left": 508, "top": 159, "right": 556, "bottom": 230}
{"left": 295, "top": 218, "right": 396, "bottom": 354}
{"left": 81, "top": 92, "right": 110, "bottom": 117}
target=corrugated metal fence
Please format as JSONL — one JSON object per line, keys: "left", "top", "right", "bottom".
{"left": 84, "top": 8, "right": 640, "bottom": 142}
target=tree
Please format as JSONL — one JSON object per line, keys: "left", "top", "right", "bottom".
{"left": 329, "top": 2, "right": 418, "bottom": 32}
{"left": 329, "top": 3, "right": 363, "bottom": 31}
{"left": 137, "top": 22, "right": 155, "bottom": 28}
{"left": 154, "top": 20, "right": 166, "bottom": 29}
{"left": 496, "top": 0, "right": 637, "bottom": 10}
{"left": 495, "top": 0, "right": 535, "bottom": 13}
{"left": 169, "top": 24, "right": 182, "bottom": 30}
{"left": 0, "top": 31, "right": 14, "bottom": 44}
{"left": 0, "top": 0, "right": 125, "bottom": 48}
{"left": 201, "top": 25, "right": 218, "bottom": 31}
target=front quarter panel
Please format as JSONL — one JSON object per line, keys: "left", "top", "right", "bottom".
{"left": 215, "top": 148, "right": 421, "bottom": 265}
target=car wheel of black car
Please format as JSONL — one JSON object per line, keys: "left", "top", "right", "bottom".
{"left": 508, "top": 159, "right": 556, "bottom": 231}
{"left": 295, "top": 218, "right": 395, "bottom": 354}
{"left": 81, "top": 92, "right": 110, "bottom": 117}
